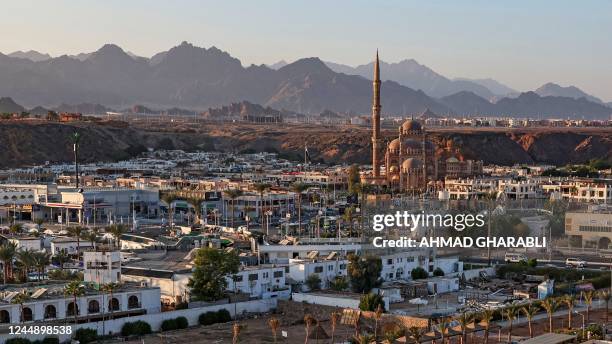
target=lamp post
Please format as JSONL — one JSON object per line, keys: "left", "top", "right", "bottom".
{"left": 574, "top": 311, "right": 585, "bottom": 333}
{"left": 70, "top": 132, "right": 81, "bottom": 189}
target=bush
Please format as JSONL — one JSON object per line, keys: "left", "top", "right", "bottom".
{"left": 411, "top": 267, "right": 428, "bottom": 280}
{"left": 6, "top": 339, "right": 31, "bottom": 344}
{"left": 527, "top": 258, "right": 538, "bottom": 268}
{"left": 161, "top": 318, "right": 178, "bottom": 331}
{"left": 305, "top": 273, "right": 321, "bottom": 291}
{"left": 121, "top": 320, "right": 152, "bottom": 336}
{"left": 176, "top": 316, "right": 189, "bottom": 329}
{"left": 359, "top": 293, "right": 385, "bottom": 312}
{"left": 199, "top": 311, "right": 219, "bottom": 325}
{"left": 73, "top": 328, "right": 97, "bottom": 344}
{"left": 217, "top": 309, "right": 232, "bottom": 323}
{"left": 433, "top": 267, "right": 445, "bottom": 277}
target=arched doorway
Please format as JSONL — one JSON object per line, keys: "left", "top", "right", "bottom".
{"left": 108, "top": 298, "right": 120, "bottom": 311}
{"left": 22, "top": 307, "right": 33, "bottom": 322}
{"left": 88, "top": 300, "right": 100, "bottom": 313}
{"left": 0, "top": 309, "right": 10, "bottom": 323}
{"left": 44, "top": 305, "right": 57, "bottom": 319}
{"left": 599, "top": 237, "right": 611, "bottom": 250}
{"left": 128, "top": 295, "right": 139, "bottom": 309}
{"left": 66, "top": 302, "right": 79, "bottom": 317}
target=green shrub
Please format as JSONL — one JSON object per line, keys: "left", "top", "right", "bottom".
{"left": 121, "top": 320, "right": 152, "bottom": 336}
{"left": 176, "top": 316, "right": 189, "bottom": 329}
{"left": 199, "top": 311, "right": 218, "bottom": 325}
{"left": 6, "top": 339, "right": 31, "bottom": 344}
{"left": 411, "top": 267, "right": 428, "bottom": 280}
{"left": 161, "top": 318, "right": 178, "bottom": 331}
{"left": 359, "top": 293, "right": 385, "bottom": 312}
{"left": 433, "top": 267, "right": 445, "bottom": 277}
{"left": 216, "top": 309, "right": 232, "bottom": 323}
{"left": 527, "top": 258, "right": 538, "bottom": 268}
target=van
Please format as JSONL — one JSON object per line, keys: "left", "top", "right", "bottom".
{"left": 565, "top": 258, "right": 586, "bottom": 268}
{"left": 505, "top": 252, "right": 528, "bottom": 263}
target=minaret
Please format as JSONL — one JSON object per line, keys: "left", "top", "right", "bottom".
{"left": 372, "top": 51, "right": 382, "bottom": 177}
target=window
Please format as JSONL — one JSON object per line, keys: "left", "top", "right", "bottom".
{"left": 263, "top": 272, "right": 269, "bottom": 278}
{"left": 88, "top": 300, "right": 100, "bottom": 313}
{"left": 314, "top": 266, "right": 323, "bottom": 273}
{"left": 339, "top": 264, "right": 346, "bottom": 270}
{"left": 328, "top": 265, "right": 333, "bottom": 271}
{"left": 234, "top": 275, "right": 243, "bottom": 282}
{"left": 387, "top": 259, "right": 393, "bottom": 265}
{"left": 273, "top": 271, "right": 283, "bottom": 278}
{"left": 128, "top": 295, "right": 140, "bottom": 309}
{"left": 248, "top": 274, "right": 258, "bottom": 281}
{"left": 44, "top": 305, "right": 57, "bottom": 319}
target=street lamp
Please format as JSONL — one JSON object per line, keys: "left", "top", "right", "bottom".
{"left": 573, "top": 311, "right": 585, "bottom": 333}
{"left": 265, "top": 210, "right": 272, "bottom": 236}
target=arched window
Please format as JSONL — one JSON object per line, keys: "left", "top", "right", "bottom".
{"left": 66, "top": 302, "right": 79, "bottom": 316}
{"left": 108, "top": 298, "right": 120, "bottom": 311}
{"left": 88, "top": 300, "right": 100, "bottom": 313}
{"left": 128, "top": 295, "right": 139, "bottom": 309}
{"left": 0, "top": 309, "right": 10, "bottom": 323}
{"left": 22, "top": 307, "right": 33, "bottom": 322}
{"left": 44, "top": 305, "right": 57, "bottom": 319}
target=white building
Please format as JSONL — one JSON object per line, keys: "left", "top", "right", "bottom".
{"left": 121, "top": 267, "right": 192, "bottom": 304}
{"left": 288, "top": 258, "right": 348, "bottom": 291}
{"left": 83, "top": 251, "right": 122, "bottom": 285}
{"left": 225, "top": 265, "right": 289, "bottom": 299}
{"left": 50, "top": 237, "right": 94, "bottom": 255}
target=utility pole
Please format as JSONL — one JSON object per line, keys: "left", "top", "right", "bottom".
{"left": 70, "top": 132, "right": 81, "bottom": 188}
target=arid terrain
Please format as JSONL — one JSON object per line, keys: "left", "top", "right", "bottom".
{"left": 0, "top": 120, "right": 610, "bottom": 168}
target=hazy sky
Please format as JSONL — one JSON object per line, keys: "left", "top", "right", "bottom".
{"left": 3, "top": 0, "right": 611, "bottom": 100}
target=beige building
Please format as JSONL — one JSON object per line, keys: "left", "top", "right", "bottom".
{"left": 565, "top": 207, "right": 612, "bottom": 249}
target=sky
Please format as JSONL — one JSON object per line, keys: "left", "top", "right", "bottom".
{"left": 3, "top": 0, "right": 612, "bottom": 100}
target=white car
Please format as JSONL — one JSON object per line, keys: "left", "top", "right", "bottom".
{"left": 566, "top": 258, "right": 587, "bottom": 268}
{"left": 505, "top": 252, "right": 528, "bottom": 263}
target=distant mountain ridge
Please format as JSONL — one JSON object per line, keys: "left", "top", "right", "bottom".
{"left": 0, "top": 42, "right": 610, "bottom": 118}
{"left": 535, "top": 82, "right": 603, "bottom": 104}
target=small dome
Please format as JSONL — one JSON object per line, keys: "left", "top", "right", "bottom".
{"left": 388, "top": 138, "right": 400, "bottom": 150}
{"left": 389, "top": 165, "right": 399, "bottom": 173}
{"left": 446, "top": 157, "right": 459, "bottom": 163}
{"left": 402, "top": 158, "right": 422, "bottom": 170}
{"left": 401, "top": 120, "right": 422, "bottom": 133}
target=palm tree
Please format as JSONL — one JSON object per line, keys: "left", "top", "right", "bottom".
{"left": 521, "top": 303, "right": 539, "bottom": 338}
{"left": 0, "top": 242, "right": 17, "bottom": 284}
{"left": 540, "top": 297, "right": 558, "bottom": 333}
{"left": 101, "top": 282, "right": 120, "bottom": 319}
{"left": 563, "top": 295, "right": 576, "bottom": 329}
{"left": 32, "top": 251, "right": 51, "bottom": 281}
{"left": 352, "top": 333, "right": 375, "bottom": 344}
{"left": 224, "top": 189, "right": 243, "bottom": 229}
{"left": 66, "top": 226, "right": 86, "bottom": 257}
{"left": 407, "top": 326, "right": 425, "bottom": 344}
{"left": 64, "top": 280, "right": 85, "bottom": 324}
{"left": 291, "top": 183, "right": 310, "bottom": 234}
{"left": 54, "top": 250, "right": 71, "bottom": 270}
{"left": 330, "top": 311, "right": 341, "bottom": 344}
{"left": 481, "top": 309, "right": 494, "bottom": 344}
{"left": 268, "top": 317, "right": 280, "bottom": 343}
{"left": 374, "top": 304, "right": 383, "bottom": 341}
{"left": 16, "top": 249, "right": 35, "bottom": 282}
{"left": 11, "top": 291, "right": 30, "bottom": 323}
{"left": 600, "top": 289, "right": 611, "bottom": 323}
{"left": 456, "top": 311, "right": 472, "bottom": 344}
{"left": 253, "top": 183, "right": 271, "bottom": 227}
{"left": 106, "top": 224, "right": 127, "bottom": 249}
{"left": 303, "top": 313, "right": 316, "bottom": 344}
{"left": 582, "top": 290, "right": 594, "bottom": 322}
{"left": 83, "top": 229, "right": 98, "bottom": 250}
{"left": 232, "top": 322, "right": 242, "bottom": 344}
{"left": 434, "top": 317, "right": 450, "bottom": 344}
{"left": 9, "top": 223, "right": 23, "bottom": 235}
{"left": 160, "top": 193, "right": 179, "bottom": 230}
{"left": 186, "top": 196, "right": 204, "bottom": 225}
{"left": 502, "top": 306, "right": 518, "bottom": 343}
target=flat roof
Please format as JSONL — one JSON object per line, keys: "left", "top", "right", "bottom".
{"left": 520, "top": 333, "right": 577, "bottom": 344}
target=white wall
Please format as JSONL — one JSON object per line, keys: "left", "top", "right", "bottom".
{"left": 292, "top": 292, "right": 390, "bottom": 311}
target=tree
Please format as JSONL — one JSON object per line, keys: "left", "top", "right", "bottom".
{"left": 106, "top": 224, "right": 127, "bottom": 249}
{"left": 407, "top": 326, "right": 425, "bottom": 344}
{"left": 16, "top": 249, "right": 35, "bottom": 282}
{"left": 83, "top": 229, "right": 98, "bottom": 250}
{"left": 11, "top": 291, "right": 30, "bottom": 323}
{"left": 305, "top": 274, "right": 321, "bottom": 291}
{"left": 303, "top": 314, "right": 316, "bottom": 344}
{"left": 582, "top": 290, "right": 594, "bottom": 322}
{"left": 32, "top": 251, "right": 50, "bottom": 281}
{"left": 66, "top": 226, "right": 87, "bottom": 258}
{"left": 347, "top": 254, "right": 382, "bottom": 293}
{"left": 188, "top": 248, "right": 240, "bottom": 301}
{"left": 347, "top": 164, "right": 360, "bottom": 195}
{"left": 455, "top": 312, "right": 472, "bottom": 344}
{"left": 330, "top": 276, "right": 348, "bottom": 291}
{"left": 502, "top": 306, "right": 518, "bottom": 343}
{"left": 101, "top": 283, "right": 120, "bottom": 319}
{"left": 9, "top": 223, "right": 23, "bottom": 234}
{"left": 600, "top": 290, "right": 611, "bottom": 323}
{"left": 253, "top": 183, "right": 271, "bottom": 226}
{"left": 160, "top": 193, "right": 179, "bottom": 230}
{"left": 434, "top": 317, "right": 450, "bottom": 344}
{"left": 291, "top": 183, "right": 310, "bottom": 233}
{"left": 268, "top": 317, "right": 280, "bottom": 344}
{"left": 64, "top": 281, "right": 85, "bottom": 323}
{"left": 540, "top": 297, "right": 558, "bottom": 333}
{"left": 374, "top": 304, "right": 383, "bottom": 341}
{"left": 330, "top": 311, "right": 341, "bottom": 344}
{"left": 411, "top": 267, "right": 428, "bottom": 280}
{"left": 54, "top": 250, "right": 71, "bottom": 270}
{"left": 481, "top": 309, "right": 494, "bottom": 344}
{"left": 223, "top": 189, "right": 243, "bottom": 229}
{"left": 186, "top": 196, "right": 205, "bottom": 225}
{"left": 0, "top": 242, "right": 17, "bottom": 284}
{"left": 352, "top": 333, "right": 375, "bottom": 344}
{"left": 521, "top": 303, "right": 539, "bottom": 338}
{"left": 359, "top": 293, "right": 385, "bottom": 312}
{"left": 563, "top": 295, "right": 575, "bottom": 329}
{"left": 433, "top": 267, "right": 445, "bottom": 277}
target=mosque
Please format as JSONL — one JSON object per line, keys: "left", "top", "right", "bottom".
{"left": 367, "top": 52, "right": 482, "bottom": 193}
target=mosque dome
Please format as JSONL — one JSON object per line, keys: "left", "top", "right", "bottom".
{"left": 402, "top": 158, "right": 423, "bottom": 170}
{"left": 401, "top": 120, "right": 422, "bottom": 133}
{"left": 388, "top": 138, "right": 400, "bottom": 151}
{"left": 389, "top": 165, "right": 399, "bottom": 173}
{"left": 446, "top": 157, "right": 459, "bottom": 163}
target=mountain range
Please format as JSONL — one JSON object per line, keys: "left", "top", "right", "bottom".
{"left": 1, "top": 42, "right": 611, "bottom": 119}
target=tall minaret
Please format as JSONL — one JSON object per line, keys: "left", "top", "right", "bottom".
{"left": 371, "top": 50, "right": 382, "bottom": 177}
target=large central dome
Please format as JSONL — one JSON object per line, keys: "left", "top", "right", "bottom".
{"left": 401, "top": 119, "right": 422, "bottom": 133}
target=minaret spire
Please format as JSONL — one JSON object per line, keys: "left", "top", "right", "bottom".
{"left": 371, "top": 50, "right": 382, "bottom": 178}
